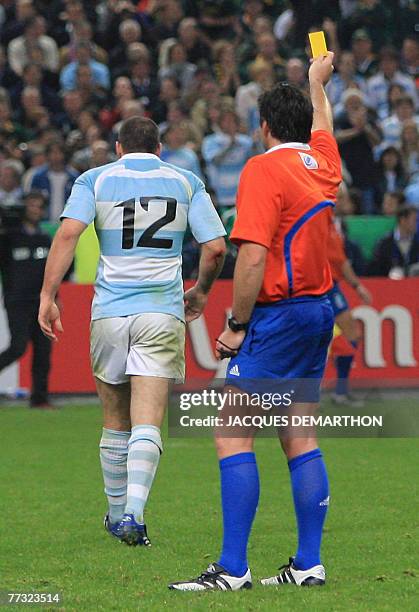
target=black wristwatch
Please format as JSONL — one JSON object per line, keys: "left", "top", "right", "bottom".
{"left": 228, "top": 316, "right": 249, "bottom": 333}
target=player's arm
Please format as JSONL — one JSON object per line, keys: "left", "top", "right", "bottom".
{"left": 38, "top": 171, "right": 95, "bottom": 340}
{"left": 341, "top": 259, "right": 372, "bottom": 304}
{"left": 185, "top": 176, "right": 227, "bottom": 321}
{"left": 309, "top": 52, "right": 335, "bottom": 134}
{"left": 39, "top": 219, "right": 87, "bottom": 340}
{"left": 184, "top": 238, "right": 226, "bottom": 322}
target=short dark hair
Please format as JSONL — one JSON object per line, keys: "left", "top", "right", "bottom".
{"left": 259, "top": 83, "right": 313, "bottom": 143}
{"left": 118, "top": 116, "right": 160, "bottom": 153}
{"left": 397, "top": 205, "right": 417, "bottom": 221}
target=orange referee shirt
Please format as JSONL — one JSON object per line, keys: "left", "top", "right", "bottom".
{"left": 328, "top": 219, "right": 347, "bottom": 282}
{"left": 230, "top": 130, "right": 342, "bottom": 302}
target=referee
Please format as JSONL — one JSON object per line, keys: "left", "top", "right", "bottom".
{"left": 0, "top": 191, "right": 52, "bottom": 408}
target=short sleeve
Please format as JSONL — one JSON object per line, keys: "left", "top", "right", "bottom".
{"left": 310, "top": 130, "right": 342, "bottom": 180}
{"left": 188, "top": 177, "right": 226, "bottom": 244}
{"left": 230, "top": 158, "right": 281, "bottom": 248}
{"left": 61, "top": 171, "right": 96, "bottom": 225}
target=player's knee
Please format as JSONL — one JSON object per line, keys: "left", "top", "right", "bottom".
{"left": 281, "top": 437, "right": 318, "bottom": 460}
{"left": 129, "top": 425, "right": 163, "bottom": 454}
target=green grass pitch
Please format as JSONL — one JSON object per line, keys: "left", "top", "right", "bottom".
{"left": 0, "top": 402, "right": 418, "bottom": 611}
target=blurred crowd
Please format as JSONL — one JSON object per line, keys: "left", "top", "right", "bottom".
{"left": 0, "top": 0, "right": 418, "bottom": 279}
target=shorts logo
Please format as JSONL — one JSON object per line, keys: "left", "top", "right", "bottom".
{"left": 319, "top": 495, "right": 330, "bottom": 506}
{"left": 229, "top": 364, "right": 240, "bottom": 376}
{"left": 299, "top": 152, "right": 319, "bottom": 170}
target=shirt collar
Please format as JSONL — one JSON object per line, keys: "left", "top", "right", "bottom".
{"left": 121, "top": 153, "right": 159, "bottom": 160}
{"left": 265, "top": 142, "right": 311, "bottom": 154}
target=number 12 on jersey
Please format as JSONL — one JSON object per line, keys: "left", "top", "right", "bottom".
{"left": 116, "top": 196, "right": 178, "bottom": 250}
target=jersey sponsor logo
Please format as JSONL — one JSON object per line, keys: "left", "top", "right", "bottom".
{"left": 298, "top": 152, "right": 319, "bottom": 170}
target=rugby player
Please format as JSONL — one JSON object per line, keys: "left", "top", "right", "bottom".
{"left": 39, "top": 116, "right": 226, "bottom": 546}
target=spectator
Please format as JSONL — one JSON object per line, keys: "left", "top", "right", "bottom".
{"left": 177, "top": 17, "right": 211, "bottom": 64}
{"left": 350, "top": 28, "right": 378, "bottom": 78}
{"left": 125, "top": 45, "right": 159, "bottom": 113}
{"left": 380, "top": 95, "right": 419, "bottom": 147}
{"left": 327, "top": 51, "right": 366, "bottom": 108}
{"left": 192, "top": 78, "right": 234, "bottom": 136}
{"left": 58, "top": 89, "right": 84, "bottom": 136}
{"left": 236, "top": 58, "right": 274, "bottom": 133}
{"left": 285, "top": 57, "right": 308, "bottom": 91}
{"left": 110, "top": 19, "right": 142, "bottom": 76}
{"left": 194, "top": 0, "right": 238, "bottom": 41}
{"left": 21, "top": 145, "right": 46, "bottom": 191}
{"left": 9, "top": 62, "right": 60, "bottom": 117}
{"left": 72, "top": 137, "right": 114, "bottom": 173}
{"left": 369, "top": 206, "right": 419, "bottom": 277}
{"left": 202, "top": 109, "right": 253, "bottom": 210}
{"left": 400, "top": 120, "right": 419, "bottom": 179}
{"left": 0, "top": 190, "right": 52, "bottom": 408}
{"left": 60, "top": 41, "right": 110, "bottom": 92}
{"left": 366, "top": 46, "right": 417, "bottom": 120}
{"left": 0, "top": 160, "right": 23, "bottom": 208}
{"left": 7, "top": 15, "right": 59, "bottom": 76}
{"left": 152, "top": 76, "right": 180, "bottom": 125}
{"left": 159, "top": 100, "right": 202, "bottom": 151}
{"left": 377, "top": 146, "right": 407, "bottom": 197}
{"left": 212, "top": 40, "right": 241, "bottom": 98}
{"left": 161, "top": 123, "right": 203, "bottom": 179}
{"left": 0, "top": 45, "right": 17, "bottom": 90}
{"left": 159, "top": 40, "right": 197, "bottom": 93}
{"left": 401, "top": 35, "right": 419, "bottom": 80}
{"left": 74, "top": 64, "right": 108, "bottom": 112}
{"left": 0, "top": 0, "right": 36, "bottom": 47}
{"left": 149, "top": 0, "right": 184, "bottom": 42}
{"left": 335, "top": 88, "right": 381, "bottom": 212}
{"left": 99, "top": 77, "right": 134, "bottom": 131}
{"left": 60, "top": 20, "right": 108, "bottom": 68}
{"left": 29, "top": 141, "right": 78, "bottom": 221}
{"left": 381, "top": 191, "right": 406, "bottom": 217}
{"left": 254, "top": 32, "right": 285, "bottom": 81}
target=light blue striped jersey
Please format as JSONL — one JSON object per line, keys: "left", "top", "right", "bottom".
{"left": 61, "top": 153, "right": 226, "bottom": 321}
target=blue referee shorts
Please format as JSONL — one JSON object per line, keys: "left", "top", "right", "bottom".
{"left": 226, "top": 295, "right": 334, "bottom": 402}
{"left": 327, "top": 282, "right": 349, "bottom": 317}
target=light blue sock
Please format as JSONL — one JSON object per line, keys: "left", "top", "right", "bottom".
{"left": 99, "top": 428, "right": 130, "bottom": 523}
{"left": 125, "top": 425, "right": 162, "bottom": 524}
{"left": 288, "top": 448, "right": 329, "bottom": 570}
{"left": 218, "top": 452, "right": 259, "bottom": 577}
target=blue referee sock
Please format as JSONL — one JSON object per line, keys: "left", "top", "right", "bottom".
{"left": 288, "top": 448, "right": 329, "bottom": 570}
{"left": 218, "top": 452, "right": 259, "bottom": 577}
{"left": 335, "top": 355, "right": 354, "bottom": 395}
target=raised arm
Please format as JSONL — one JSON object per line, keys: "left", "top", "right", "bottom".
{"left": 309, "top": 51, "right": 335, "bottom": 134}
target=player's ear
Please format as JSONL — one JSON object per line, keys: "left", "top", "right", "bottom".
{"left": 115, "top": 141, "right": 123, "bottom": 157}
{"left": 156, "top": 142, "right": 162, "bottom": 157}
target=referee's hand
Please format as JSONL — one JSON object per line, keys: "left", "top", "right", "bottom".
{"left": 38, "top": 299, "right": 64, "bottom": 342}
{"left": 308, "top": 51, "right": 334, "bottom": 85}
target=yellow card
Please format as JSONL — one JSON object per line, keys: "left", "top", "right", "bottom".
{"left": 309, "top": 31, "right": 328, "bottom": 58}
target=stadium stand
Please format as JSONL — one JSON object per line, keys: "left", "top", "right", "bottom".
{"left": 0, "top": 0, "right": 418, "bottom": 282}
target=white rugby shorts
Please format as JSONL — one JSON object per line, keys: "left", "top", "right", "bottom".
{"left": 90, "top": 313, "right": 185, "bottom": 384}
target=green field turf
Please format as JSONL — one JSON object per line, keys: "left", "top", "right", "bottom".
{"left": 0, "top": 402, "right": 418, "bottom": 611}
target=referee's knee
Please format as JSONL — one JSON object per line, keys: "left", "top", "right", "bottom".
{"left": 214, "top": 436, "right": 254, "bottom": 459}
